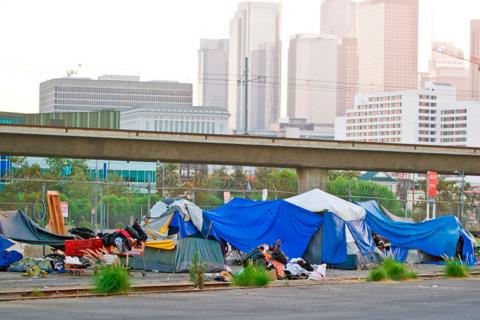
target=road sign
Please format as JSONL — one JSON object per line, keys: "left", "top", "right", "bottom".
{"left": 427, "top": 171, "right": 438, "bottom": 198}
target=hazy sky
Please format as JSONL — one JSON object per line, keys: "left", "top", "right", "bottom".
{"left": 0, "top": 0, "right": 479, "bottom": 114}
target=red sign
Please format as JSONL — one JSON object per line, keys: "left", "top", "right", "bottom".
{"left": 427, "top": 171, "right": 438, "bottom": 198}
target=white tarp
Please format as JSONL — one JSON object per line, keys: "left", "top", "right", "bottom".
{"left": 285, "top": 189, "right": 366, "bottom": 221}
{"left": 167, "top": 199, "right": 204, "bottom": 232}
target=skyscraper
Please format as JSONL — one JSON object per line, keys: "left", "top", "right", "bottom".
{"left": 287, "top": 34, "right": 339, "bottom": 129}
{"left": 423, "top": 41, "right": 470, "bottom": 100}
{"left": 228, "top": 1, "right": 282, "bottom": 132}
{"left": 197, "top": 39, "right": 229, "bottom": 107}
{"left": 357, "top": 0, "right": 418, "bottom": 92}
{"left": 471, "top": 20, "right": 480, "bottom": 100}
{"left": 320, "top": 0, "right": 358, "bottom": 116}
{"left": 320, "top": 0, "right": 357, "bottom": 38}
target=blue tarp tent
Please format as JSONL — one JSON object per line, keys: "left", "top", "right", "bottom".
{"left": 357, "top": 200, "right": 476, "bottom": 265}
{"left": 202, "top": 199, "right": 323, "bottom": 258}
{"left": 286, "top": 189, "right": 378, "bottom": 268}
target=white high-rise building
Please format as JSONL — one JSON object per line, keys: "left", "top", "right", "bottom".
{"left": 228, "top": 1, "right": 282, "bottom": 132}
{"left": 335, "top": 82, "right": 480, "bottom": 147}
{"left": 197, "top": 39, "right": 229, "bottom": 107}
{"left": 287, "top": 34, "right": 338, "bottom": 131}
{"left": 357, "top": 0, "right": 418, "bottom": 92}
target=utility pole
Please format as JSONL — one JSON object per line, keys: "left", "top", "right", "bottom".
{"left": 243, "top": 57, "right": 249, "bottom": 135}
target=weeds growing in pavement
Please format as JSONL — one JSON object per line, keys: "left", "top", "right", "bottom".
{"left": 367, "top": 268, "right": 387, "bottom": 282}
{"left": 93, "top": 264, "right": 130, "bottom": 294}
{"left": 444, "top": 259, "right": 470, "bottom": 278}
{"left": 189, "top": 252, "right": 207, "bottom": 289}
{"left": 368, "top": 258, "right": 417, "bottom": 281}
{"left": 233, "top": 263, "right": 271, "bottom": 287}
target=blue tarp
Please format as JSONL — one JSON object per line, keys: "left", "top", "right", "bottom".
{"left": 0, "top": 235, "right": 13, "bottom": 252}
{"left": 170, "top": 211, "right": 199, "bottom": 239}
{"left": 321, "top": 212, "right": 377, "bottom": 264}
{"left": 322, "top": 212, "right": 347, "bottom": 264}
{"left": 0, "top": 250, "right": 22, "bottom": 268}
{"left": 202, "top": 199, "right": 323, "bottom": 258}
{"left": 357, "top": 200, "right": 476, "bottom": 265}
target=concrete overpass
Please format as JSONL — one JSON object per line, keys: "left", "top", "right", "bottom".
{"left": 1, "top": 125, "right": 479, "bottom": 192}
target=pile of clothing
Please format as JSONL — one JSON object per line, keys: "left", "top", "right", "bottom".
{"left": 243, "top": 239, "right": 327, "bottom": 281}
{"left": 71, "top": 220, "right": 147, "bottom": 253}
{"left": 285, "top": 258, "right": 326, "bottom": 280}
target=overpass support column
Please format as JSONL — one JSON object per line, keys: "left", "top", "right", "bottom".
{"left": 297, "top": 168, "right": 328, "bottom": 193}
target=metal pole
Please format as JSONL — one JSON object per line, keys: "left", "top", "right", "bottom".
{"left": 94, "top": 160, "right": 98, "bottom": 227}
{"left": 100, "top": 184, "right": 104, "bottom": 230}
{"left": 147, "top": 174, "right": 151, "bottom": 216}
{"left": 41, "top": 182, "right": 46, "bottom": 256}
{"left": 412, "top": 174, "right": 416, "bottom": 218}
{"left": 243, "top": 56, "right": 249, "bottom": 135}
{"left": 426, "top": 201, "right": 430, "bottom": 220}
{"left": 460, "top": 171, "right": 465, "bottom": 221}
{"left": 162, "top": 164, "right": 165, "bottom": 199}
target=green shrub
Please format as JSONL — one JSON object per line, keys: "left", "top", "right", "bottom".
{"left": 233, "top": 263, "right": 271, "bottom": 287}
{"left": 93, "top": 264, "right": 130, "bottom": 294}
{"left": 189, "top": 252, "right": 207, "bottom": 289}
{"left": 367, "top": 268, "right": 387, "bottom": 282}
{"left": 444, "top": 259, "right": 470, "bottom": 278}
{"left": 381, "top": 258, "right": 417, "bottom": 281}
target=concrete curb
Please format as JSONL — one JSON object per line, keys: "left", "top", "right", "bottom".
{"left": 1, "top": 271, "right": 479, "bottom": 302}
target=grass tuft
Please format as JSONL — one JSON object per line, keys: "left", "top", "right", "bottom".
{"left": 367, "top": 268, "right": 387, "bottom": 282}
{"left": 367, "top": 258, "right": 417, "bottom": 282}
{"left": 444, "top": 259, "right": 470, "bottom": 278}
{"left": 381, "top": 258, "right": 417, "bottom": 281}
{"left": 92, "top": 264, "right": 130, "bottom": 295}
{"left": 233, "top": 263, "right": 271, "bottom": 287}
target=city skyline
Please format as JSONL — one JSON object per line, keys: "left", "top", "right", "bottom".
{"left": 0, "top": 0, "right": 479, "bottom": 115}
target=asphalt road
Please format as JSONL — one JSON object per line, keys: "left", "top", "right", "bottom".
{"left": 1, "top": 279, "right": 479, "bottom": 320}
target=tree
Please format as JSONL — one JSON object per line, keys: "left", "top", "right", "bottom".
{"left": 326, "top": 176, "right": 403, "bottom": 214}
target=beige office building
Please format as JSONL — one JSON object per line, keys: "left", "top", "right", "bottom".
{"left": 423, "top": 42, "right": 471, "bottom": 100}
{"left": 287, "top": 34, "right": 338, "bottom": 130}
{"left": 357, "top": 0, "right": 419, "bottom": 92}
{"left": 471, "top": 20, "right": 480, "bottom": 100}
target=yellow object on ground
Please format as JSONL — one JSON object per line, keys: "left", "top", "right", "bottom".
{"left": 145, "top": 239, "right": 176, "bottom": 250}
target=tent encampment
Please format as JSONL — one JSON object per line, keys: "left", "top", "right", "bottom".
{"left": 285, "top": 189, "right": 379, "bottom": 269}
{"left": 139, "top": 200, "right": 225, "bottom": 273}
{"left": 201, "top": 190, "right": 379, "bottom": 269}
{"left": 0, "top": 210, "right": 72, "bottom": 247}
{"left": 357, "top": 200, "right": 476, "bottom": 265}
{"left": 202, "top": 199, "right": 323, "bottom": 259}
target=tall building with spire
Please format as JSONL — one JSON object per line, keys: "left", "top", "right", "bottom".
{"left": 228, "top": 1, "right": 282, "bottom": 133}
